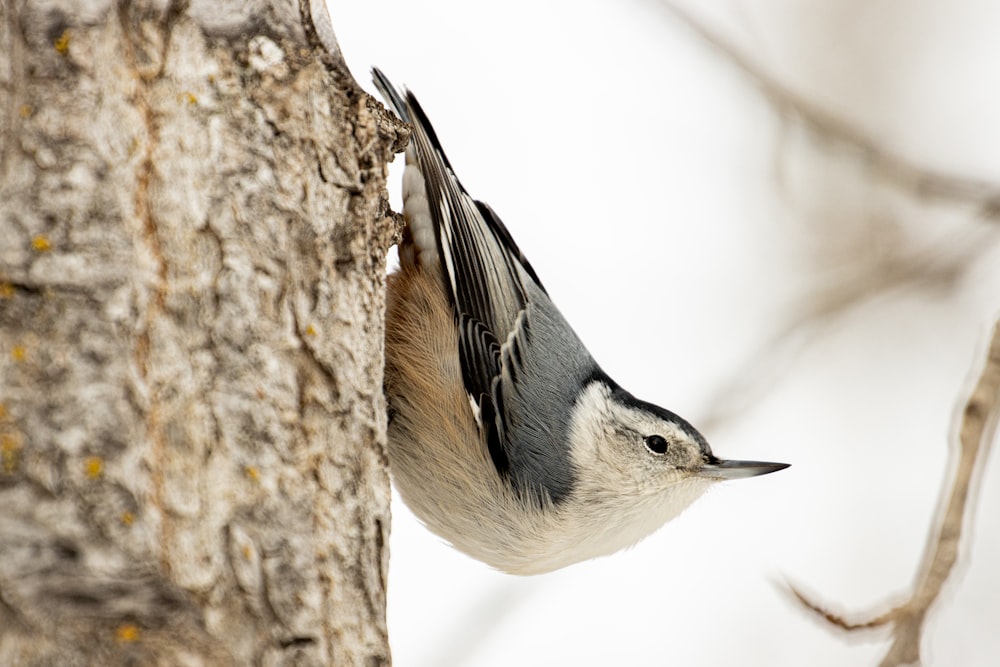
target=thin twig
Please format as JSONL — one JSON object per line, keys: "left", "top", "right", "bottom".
{"left": 788, "top": 584, "right": 896, "bottom": 632}
{"left": 792, "top": 319, "right": 1000, "bottom": 666}
{"left": 648, "top": 6, "right": 1000, "bottom": 661}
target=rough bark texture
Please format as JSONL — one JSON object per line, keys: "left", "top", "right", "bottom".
{"left": 0, "top": 1, "right": 400, "bottom": 664}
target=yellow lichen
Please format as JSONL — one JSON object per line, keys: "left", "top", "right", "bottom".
{"left": 2, "top": 433, "right": 21, "bottom": 474}
{"left": 2, "top": 454, "right": 18, "bottom": 474}
{"left": 115, "top": 623, "right": 141, "bottom": 643}
{"left": 245, "top": 465, "right": 260, "bottom": 481}
{"left": 84, "top": 456, "right": 103, "bottom": 479}
{"left": 31, "top": 235, "right": 51, "bottom": 252}
{"left": 0, "top": 283, "right": 14, "bottom": 298}
{"left": 11, "top": 346, "right": 26, "bottom": 362}
{"left": 305, "top": 324, "right": 317, "bottom": 336}
{"left": 19, "top": 105, "right": 32, "bottom": 118}
{"left": 54, "top": 30, "right": 70, "bottom": 55}
{"left": 121, "top": 511, "right": 135, "bottom": 526}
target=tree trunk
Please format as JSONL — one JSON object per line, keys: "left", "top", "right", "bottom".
{"left": 0, "top": 1, "right": 399, "bottom": 664}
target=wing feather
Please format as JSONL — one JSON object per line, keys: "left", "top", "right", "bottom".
{"left": 374, "top": 69, "right": 597, "bottom": 504}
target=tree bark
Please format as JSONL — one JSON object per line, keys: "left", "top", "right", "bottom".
{"left": 0, "top": 1, "right": 399, "bottom": 664}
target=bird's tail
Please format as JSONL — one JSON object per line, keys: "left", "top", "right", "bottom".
{"left": 372, "top": 67, "right": 409, "bottom": 123}
{"left": 371, "top": 68, "right": 440, "bottom": 269}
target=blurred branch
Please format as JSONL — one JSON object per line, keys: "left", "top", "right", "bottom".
{"left": 698, "top": 225, "right": 994, "bottom": 430}
{"left": 649, "top": 7, "right": 1000, "bottom": 661}
{"left": 657, "top": 1, "right": 1000, "bottom": 215}
{"left": 790, "top": 318, "right": 1000, "bottom": 666}
{"left": 656, "top": 0, "right": 1000, "bottom": 430}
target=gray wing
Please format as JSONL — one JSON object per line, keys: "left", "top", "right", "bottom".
{"left": 373, "top": 69, "right": 599, "bottom": 504}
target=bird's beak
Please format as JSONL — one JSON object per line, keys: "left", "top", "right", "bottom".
{"left": 699, "top": 459, "right": 790, "bottom": 480}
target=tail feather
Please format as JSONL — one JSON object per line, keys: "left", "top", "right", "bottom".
{"left": 372, "top": 67, "right": 408, "bottom": 122}
{"left": 373, "top": 68, "right": 589, "bottom": 505}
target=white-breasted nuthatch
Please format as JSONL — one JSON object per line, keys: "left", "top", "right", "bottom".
{"left": 374, "top": 69, "right": 789, "bottom": 575}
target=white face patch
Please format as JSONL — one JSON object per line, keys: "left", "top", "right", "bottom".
{"left": 565, "top": 382, "right": 697, "bottom": 470}
{"left": 546, "top": 382, "right": 717, "bottom": 565}
{"left": 565, "top": 382, "right": 616, "bottom": 472}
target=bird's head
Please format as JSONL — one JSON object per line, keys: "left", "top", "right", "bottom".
{"left": 563, "top": 379, "right": 788, "bottom": 550}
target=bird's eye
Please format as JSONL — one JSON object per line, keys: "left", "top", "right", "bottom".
{"left": 644, "top": 435, "right": 669, "bottom": 455}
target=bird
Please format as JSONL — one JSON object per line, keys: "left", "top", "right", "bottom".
{"left": 374, "top": 68, "right": 789, "bottom": 575}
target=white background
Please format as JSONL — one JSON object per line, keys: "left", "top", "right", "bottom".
{"left": 328, "top": 1, "right": 1000, "bottom": 664}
